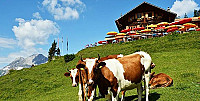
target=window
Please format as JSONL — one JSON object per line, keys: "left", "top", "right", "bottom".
{"left": 128, "top": 16, "right": 135, "bottom": 22}
{"left": 148, "top": 12, "right": 152, "bottom": 17}
{"left": 137, "top": 13, "right": 142, "bottom": 18}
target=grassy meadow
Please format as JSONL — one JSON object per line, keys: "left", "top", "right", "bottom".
{"left": 0, "top": 32, "right": 199, "bottom": 101}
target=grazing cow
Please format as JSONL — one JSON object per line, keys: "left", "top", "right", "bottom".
{"left": 149, "top": 72, "right": 173, "bottom": 89}
{"left": 75, "top": 54, "right": 123, "bottom": 101}
{"left": 88, "top": 51, "right": 152, "bottom": 101}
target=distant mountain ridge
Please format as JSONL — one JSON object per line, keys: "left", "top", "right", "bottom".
{"left": 0, "top": 54, "right": 48, "bottom": 76}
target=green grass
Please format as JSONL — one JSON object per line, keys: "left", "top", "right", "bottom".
{"left": 0, "top": 32, "right": 200, "bottom": 101}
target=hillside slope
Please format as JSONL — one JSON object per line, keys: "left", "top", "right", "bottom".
{"left": 0, "top": 32, "right": 199, "bottom": 101}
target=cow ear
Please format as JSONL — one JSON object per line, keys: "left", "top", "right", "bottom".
{"left": 64, "top": 72, "right": 70, "bottom": 77}
{"left": 76, "top": 64, "right": 85, "bottom": 69}
{"left": 97, "top": 62, "right": 106, "bottom": 69}
{"left": 150, "top": 72, "right": 155, "bottom": 79}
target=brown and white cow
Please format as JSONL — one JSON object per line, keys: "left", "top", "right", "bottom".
{"left": 88, "top": 51, "right": 152, "bottom": 101}
{"left": 64, "top": 67, "right": 89, "bottom": 101}
{"left": 74, "top": 54, "right": 123, "bottom": 101}
{"left": 149, "top": 72, "right": 173, "bottom": 89}
{"left": 64, "top": 68, "right": 79, "bottom": 87}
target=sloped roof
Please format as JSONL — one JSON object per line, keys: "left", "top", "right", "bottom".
{"left": 115, "top": 2, "right": 177, "bottom": 32}
{"left": 116, "top": 2, "right": 177, "bottom": 21}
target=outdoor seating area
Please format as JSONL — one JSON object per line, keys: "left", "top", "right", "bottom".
{"left": 98, "top": 17, "right": 200, "bottom": 44}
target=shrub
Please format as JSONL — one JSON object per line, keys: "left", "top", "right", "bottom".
{"left": 64, "top": 54, "right": 75, "bottom": 63}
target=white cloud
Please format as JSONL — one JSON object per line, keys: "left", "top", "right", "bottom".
{"left": 171, "top": 0, "right": 200, "bottom": 17}
{"left": 42, "top": 0, "right": 85, "bottom": 20}
{"left": 0, "top": 18, "right": 60, "bottom": 66}
{"left": 0, "top": 37, "right": 17, "bottom": 49}
{"left": 12, "top": 18, "right": 60, "bottom": 49}
{"left": 33, "top": 12, "right": 42, "bottom": 19}
{"left": 0, "top": 11, "right": 60, "bottom": 68}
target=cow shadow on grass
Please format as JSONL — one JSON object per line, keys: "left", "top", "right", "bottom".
{"left": 94, "top": 92, "right": 161, "bottom": 101}
{"left": 119, "top": 92, "right": 161, "bottom": 101}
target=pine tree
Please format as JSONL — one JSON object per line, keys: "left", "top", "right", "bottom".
{"left": 48, "top": 40, "right": 57, "bottom": 62}
{"left": 194, "top": 9, "right": 198, "bottom": 17}
{"left": 56, "top": 47, "right": 60, "bottom": 56}
{"left": 198, "top": 9, "right": 200, "bottom": 16}
{"left": 184, "top": 13, "right": 188, "bottom": 18}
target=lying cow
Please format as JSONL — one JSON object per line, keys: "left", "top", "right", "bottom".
{"left": 149, "top": 72, "right": 173, "bottom": 89}
{"left": 88, "top": 51, "right": 152, "bottom": 101}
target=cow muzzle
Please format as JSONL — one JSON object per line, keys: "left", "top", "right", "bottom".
{"left": 72, "top": 83, "right": 78, "bottom": 87}
{"left": 88, "top": 79, "right": 94, "bottom": 86}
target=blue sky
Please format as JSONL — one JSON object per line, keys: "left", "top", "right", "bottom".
{"left": 0, "top": 0, "right": 200, "bottom": 69}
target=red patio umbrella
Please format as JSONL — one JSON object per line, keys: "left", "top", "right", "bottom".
{"left": 128, "top": 32, "right": 136, "bottom": 35}
{"left": 167, "top": 27, "right": 178, "bottom": 32}
{"left": 178, "top": 18, "right": 192, "bottom": 25}
{"left": 196, "top": 29, "right": 200, "bottom": 31}
{"left": 121, "top": 29, "right": 131, "bottom": 33}
{"left": 128, "top": 32, "right": 140, "bottom": 35}
{"left": 98, "top": 41, "right": 107, "bottom": 44}
{"left": 169, "top": 21, "right": 179, "bottom": 26}
{"left": 183, "top": 23, "right": 196, "bottom": 28}
{"left": 155, "top": 27, "right": 165, "bottom": 30}
{"left": 169, "top": 18, "right": 192, "bottom": 26}
{"left": 132, "top": 27, "right": 145, "bottom": 30}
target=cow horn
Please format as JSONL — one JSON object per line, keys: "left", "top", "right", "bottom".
{"left": 80, "top": 55, "right": 83, "bottom": 62}
{"left": 98, "top": 54, "right": 100, "bottom": 60}
{"left": 67, "top": 68, "right": 70, "bottom": 72}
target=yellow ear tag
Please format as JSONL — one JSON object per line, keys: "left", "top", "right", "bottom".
{"left": 99, "top": 66, "right": 102, "bottom": 69}
{"left": 80, "top": 68, "right": 84, "bottom": 70}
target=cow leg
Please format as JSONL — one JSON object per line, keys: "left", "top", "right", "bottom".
{"left": 137, "top": 82, "right": 142, "bottom": 101}
{"left": 87, "top": 84, "right": 97, "bottom": 101}
{"left": 104, "top": 87, "right": 112, "bottom": 101}
{"left": 83, "top": 85, "right": 86, "bottom": 101}
{"left": 88, "top": 89, "right": 95, "bottom": 101}
{"left": 98, "top": 90, "right": 103, "bottom": 97}
{"left": 111, "top": 89, "right": 118, "bottom": 101}
{"left": 121, "top": 91, "right": 126, "bottom": 101}
{"left": 144, "top": 71, "right": 150, "bottom": 101}
{"left": 78, "top": 84, "right": 83, "bottom": 101}
{"left": 94, "top": 86, "right": 96, "bottom": 98}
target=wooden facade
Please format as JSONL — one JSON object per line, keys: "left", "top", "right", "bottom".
{"left": 191, "top": 17, "right": 200, "bottom": 27}
{"left": 115, "top": 2, "right": 177, "bottom": 32}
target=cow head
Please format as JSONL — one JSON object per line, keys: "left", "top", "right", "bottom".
{"left": 88, "top": 54, "right": 106, "bottom": 86}
{"left": 64, "top": 68, "right": 79, "bottom": 87}
{"left": 150, "top": 62, "right": 156, "bottom": 69}
{"left": 76, "top": 57, "right": 98, "bottom": 85}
